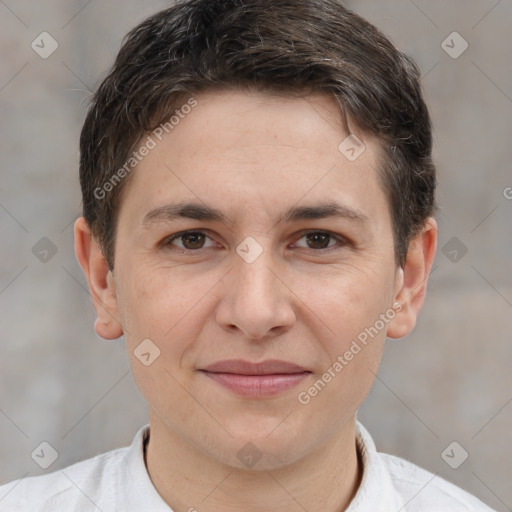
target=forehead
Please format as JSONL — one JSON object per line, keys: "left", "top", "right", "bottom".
{"left": 117, "top": 88, "right": 389, "bottom": 229}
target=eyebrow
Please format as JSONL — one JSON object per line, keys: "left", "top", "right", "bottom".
{"left": 142, "top": 201, "right": 369, "bottom": 229}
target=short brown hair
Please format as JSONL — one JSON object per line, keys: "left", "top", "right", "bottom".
{"left": 79, "top": 0, "right": 436, "bottom": 270}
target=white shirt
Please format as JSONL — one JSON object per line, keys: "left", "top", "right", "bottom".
{"left": 0, "top": 422, "right": 495, "bottom": 511}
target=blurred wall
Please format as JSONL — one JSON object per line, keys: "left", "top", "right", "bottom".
{"left": 0, "top": 1, "right": 511, "bottom": 510}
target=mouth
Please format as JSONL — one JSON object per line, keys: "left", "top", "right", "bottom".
{"left": 198, "top": 359, "right": 312, "bottom": 398}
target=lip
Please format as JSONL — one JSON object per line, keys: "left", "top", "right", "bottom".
{"left": 199, "top": 359, "right": 311, "bottom": 398}
{"left": 203, "top": 359, "right": 309, "bottom": 375}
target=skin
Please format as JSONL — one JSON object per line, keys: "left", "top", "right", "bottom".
{"left": 75, "top": 89, "right": 437, "bottom": 512}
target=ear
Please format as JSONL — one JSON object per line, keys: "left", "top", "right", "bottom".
{"left": 387, "top": 217, "right": 437, "bottom": 340}
{"left": 74, "top": 216, "right": 124, "bottom": 340}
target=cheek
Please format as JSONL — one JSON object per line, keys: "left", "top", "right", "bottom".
{"left": 300, "top": 343, "right": 384, "bottom": 431}
{"left": 300, "top": 264, "right": 392, "bottom": 344}
{"left": 118, "top": 264, "right": 207, "bottom": 413}
{"left": 117, "top": 260, "right": 206, "bottom": 340}
{"left": 296, "top": 273, "right": 389, "bottom": 420}
{"left": 296, "top": 264, "right": 392, "bottom": 400}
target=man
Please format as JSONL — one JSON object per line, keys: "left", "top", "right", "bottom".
{"left": 0, "top": 0, "right": 496, "bottom": 510}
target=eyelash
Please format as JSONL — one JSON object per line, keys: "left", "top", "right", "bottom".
{"left": 162, "top": 229, "right": 348, "bottom": 254}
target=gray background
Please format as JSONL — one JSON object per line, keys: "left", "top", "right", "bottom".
{"left": 0, "top": 0, "right": 511, "bottom": 510}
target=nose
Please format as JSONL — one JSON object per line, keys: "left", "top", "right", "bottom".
{"left": 215, "top": 244, "right": 296, "bottom": 340}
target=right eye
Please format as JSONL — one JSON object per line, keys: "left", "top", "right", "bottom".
{"left": 162, "top": 230, "right": 218, "bottom": 252}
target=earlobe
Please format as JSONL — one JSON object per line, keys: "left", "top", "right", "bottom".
{"left": 74, "top": 217, "right": 124, "bottom": 340}
{"left": 386, "top": 217, "right": 437, "bottom": 340}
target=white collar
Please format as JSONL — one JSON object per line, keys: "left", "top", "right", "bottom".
{"left": 116, "top": 425, "right": 173, "bottom": 511}
{"left": 347, "top": 421, "right": 406, "bottom": 510}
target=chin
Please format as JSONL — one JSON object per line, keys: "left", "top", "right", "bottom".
{"left": 217, "top": 421, "right": 316, "bottom": 471}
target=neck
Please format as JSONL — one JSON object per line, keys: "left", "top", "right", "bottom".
{"left": 145, "top": 413, "right": 362, "bottom": 512}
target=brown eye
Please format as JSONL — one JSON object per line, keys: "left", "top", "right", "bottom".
{"left": 165, "top": 231, "right": 215, "bottom": 251}
{"left": 293, "top": 231, "right": 346, "bottom": 251}
{"left": 305, "top": 232, "right": 331, "bottom": 249}
{"left": 180, "top": 232, "right": 205, "bottom": 249}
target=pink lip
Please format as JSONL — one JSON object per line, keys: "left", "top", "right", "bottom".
{"left": 199, "top": 359, "right": 311, "bottom": 398}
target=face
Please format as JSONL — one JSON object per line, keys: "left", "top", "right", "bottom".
{"left": 86, "top": 89, "right": 410, "bottom": 469}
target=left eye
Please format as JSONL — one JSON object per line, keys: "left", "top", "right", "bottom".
{"left": 163, "top": 230, "right": 345, "bottom": 252}
{"left": 293, "top": 230, "right": 345, "bottom": 251}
